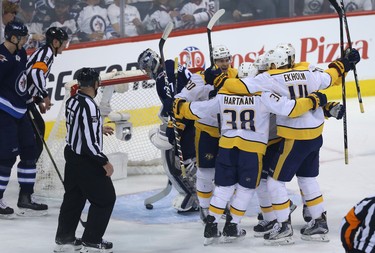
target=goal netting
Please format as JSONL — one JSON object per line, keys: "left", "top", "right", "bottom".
{"left": 34, "top": 69, "right": 164, "bottom": 198}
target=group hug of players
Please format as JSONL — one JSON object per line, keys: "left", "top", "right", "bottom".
{"left": 137, "top": 42, "right": 360, "bottom": 246}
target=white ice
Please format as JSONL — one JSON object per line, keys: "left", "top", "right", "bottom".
{"left": 1, "top": 97, "right": 374, "bottom": 253}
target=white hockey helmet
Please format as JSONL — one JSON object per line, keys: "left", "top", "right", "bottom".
{"left": 212, "top": 45, "right": 231, "bottom": 60}
{"left": 264, "top": 48, "right": 289, "bottom": 69}
{"left": 137, "top": 48, "right": 161, "bottom": 79}
{"left": 253, "top": 54, "right": 268, "bottom": 72}
{"left": 276, "top": 43, "right": 296, "bottom": 67}
{"left": 238, "top": 62, "right": 258, "bottom": 78}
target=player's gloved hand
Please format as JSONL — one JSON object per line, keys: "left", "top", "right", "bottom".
{"left": 328, "top": 48, "right": 360, "bottom": 76}
{"left": 166, "top": 120, "right": 186, "bottom": 145}
{"left": 307, "top": 91, "right": 327, "bottom": 110}
{"left": 172, "top": 98, "right": 186, "bottom": 119}
{"left": 204, "top": 66, "right": 227, "bottom": 88}
{"left": 323, "top": 102, "right": 345, "bottom": 119}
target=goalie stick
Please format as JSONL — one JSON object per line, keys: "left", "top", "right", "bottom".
{"left": 158, "top": 22, "right": 187, "bottom": 178}
{"left": 328, "top": 0, "right": 349, "bottom": 164}
{"left": 207, "top": 9, "right": 225, "bottom": 67}
{"left": 28, "top": 110, "right": 87, "bottom": 227}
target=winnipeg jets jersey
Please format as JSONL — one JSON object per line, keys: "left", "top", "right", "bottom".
{"left": 107, "top": 3, "right": 141, "bottom": 36}
{"left": 142, "top": 4, "right": 172, "bottom": 33}
{"left": 0, "top": 44, "right": 28, "bottom": 119}
{"left": 179, "top": 0, "right": 215, "bottom": 28}
{"left": 181, "top": 89, "right": 313, "bottom": 154}
{"left": 77, "top": 4, "right": 111, "bottom": 36}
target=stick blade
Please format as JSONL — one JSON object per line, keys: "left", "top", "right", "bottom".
{"left": 207, "top": 9, "right": 225, "bottom": 30}
{"left": 161, "top": 22, "right": 174, "bottom": 41}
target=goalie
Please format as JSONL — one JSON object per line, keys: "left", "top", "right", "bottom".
{"left": 138, "top": 48, "right": 199, "bottom": 212}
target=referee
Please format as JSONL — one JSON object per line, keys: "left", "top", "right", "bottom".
{"left": 54, "top": 68, "right": 116, "bottom": 252}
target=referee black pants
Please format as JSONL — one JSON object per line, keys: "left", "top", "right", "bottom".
{"left": 55, "top": 146, "right": 116, "bottom": 244}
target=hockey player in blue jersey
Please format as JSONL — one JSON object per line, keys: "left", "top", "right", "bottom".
{"left": 0, "top": 21, "right": 48, "bottom": 219}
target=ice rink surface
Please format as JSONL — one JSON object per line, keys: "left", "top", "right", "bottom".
{"left": 1, "top": 97, "right": 374, "bottom": 253}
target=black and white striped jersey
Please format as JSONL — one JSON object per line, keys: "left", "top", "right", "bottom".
{"left": 65, "top": 91, "right": 108, "bottom": 166}
{"left": 340, "top": 195, "right": 375, "bottom": 253}
{"left": 26, "top": 44, "right": 54, "bottom": 99}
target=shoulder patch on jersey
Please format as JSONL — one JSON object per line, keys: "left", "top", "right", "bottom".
{"left": 0, "top": 54, "right": 8, "bottom": 62}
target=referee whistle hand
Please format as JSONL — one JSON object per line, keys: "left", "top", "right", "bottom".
{"left": 103, "top": 162, "right": 114, "bottom": 177}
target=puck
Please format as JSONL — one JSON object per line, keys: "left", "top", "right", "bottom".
{"left": 145, "top": 204, "right": 153, "bottom": 210}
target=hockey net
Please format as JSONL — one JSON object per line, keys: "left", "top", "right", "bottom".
{"left": 34, "top": 69, "right": 164, "bottom": 198}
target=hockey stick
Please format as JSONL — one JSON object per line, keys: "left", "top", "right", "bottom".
{"left": 207, "top": 9, "right": 225, "bottom": 67}
{"left": 339, "top": 0, "right": 364, "bottom": 113}
{"left": 28, "top": 110, "right": 87, "bottom": 226}
{"left": 329, "top": 0, "right": 349, "bottom": 164}
{"left": 144, "top": 180, "right": 172, "bottom": 209}
{"left": 158, "top": 22, "right": 187, "bottom": 178}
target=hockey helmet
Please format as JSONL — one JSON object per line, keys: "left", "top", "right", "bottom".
{"left": 46, "top": 26, "right": 69, "bottom": 44}
{"left": 212, "top": 45, "right": 231, "bottom": 60}
{"left": 238, "top": 62, "right": 258, "bottom": 78}
{"left": 4, "top": 21, "right": 28, "bottom": 41}
{"left": 264, "top": 48, "right": 289, "bottom": 69}
{"left": 276, "top": 43, "right": 296, "bottom": 67}
{"left": 253, "top": 54, "right": 268, "bottom": 72}
{"left": 137, "top": 48, "right": 161, "bottom": 79}
{"left": 77, "top": 68, "right": 100, "bottom": 88}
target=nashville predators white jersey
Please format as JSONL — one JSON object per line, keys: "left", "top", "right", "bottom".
{"left": 180, "top": 89, "right": 314, "bottom": 154}
{"left": 230, "top": 64, "right": 338, "bottom": 140}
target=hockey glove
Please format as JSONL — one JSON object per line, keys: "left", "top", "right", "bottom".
{"left": 307, "top": 92, "right": 327, "bottom": 110}
{"left": 328, "top": 48, "right": 360, "bottom": 76}
{"left": 323, "top": 102, "right": 345, "bottom": 119}
{"left": 172, "top": 98, "right": 187, "bottom": 119}
{"left": 204, "top": 66, "right": 227, "bottom": 88}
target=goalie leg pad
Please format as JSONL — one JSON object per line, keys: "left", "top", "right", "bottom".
{"left": 163, "top": 150, "right": 198, "bottom": 211}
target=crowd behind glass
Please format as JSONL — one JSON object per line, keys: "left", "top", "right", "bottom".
{"left": 1, "top": 0, "right": 374, "bottom": 49}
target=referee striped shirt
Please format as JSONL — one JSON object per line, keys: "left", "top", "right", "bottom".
{"left": 340, "top": 195, "right": 375, "bottom": 253}
{"left": 26, "top": 45, "right": 54, "bottom": 99}
{"left": 65, "top": 91, "right": 108, "bottom": 166}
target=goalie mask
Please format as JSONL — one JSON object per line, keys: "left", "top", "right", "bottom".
{"left": 238, "top": 62, "right": 258, "bottom": 78}
{"left": 137, "top": 48, "right": 161, "bottom": 79}
{"left": 77, "top": 67, "right": 100, "bottom": 88}
{"left": 276, "top": 43, "right": 296, "bottom": 67}
{"left": 264, "top": 48, "right": 289, "bottom": 70}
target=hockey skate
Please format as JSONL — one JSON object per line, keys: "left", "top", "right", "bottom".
{"left": 0, "top": 199, "right": 15, "bottom": 219}
{"left": 301, "top": 212, "right": 329, "bottom": 242}
{"left": 264, "top": 221, "right": 294, "bottom": 246}
{"left": 221, "top": 215, "right": 246, "bottom": 243}
{"left": 253, "top": 219, "right": 277, "bottom": 237}
{"left": 203, "top": 215, "right": 221, "bottom": 246}
{"left": 54, "top": 237, "right": 82, "bottom": 252}
{"left": 302, "top": 204, "right": 312, "bottom": 222}
{"left": 80, "top": 239, "right": 113, "bottom": 253}
{"left": 17, "top": 193, "right": 48, "bottom": 217}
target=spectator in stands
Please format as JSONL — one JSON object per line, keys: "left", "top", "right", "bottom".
{"left": 341, "top": 0, "right": 373, "bottom": 11}
{"left": 16, "top": 0, "right": 44, "bottom": 49}
{"left": 294, "top": 0, "right": 332, "bottom": 16}
{"left": 142, "top": 0, "right": 173, "bottom": 33}
{"left": 76, "top": 0, "right": 117, "bottom": 42}
{"left": 177, "top": 0, "right": 215, "bottom": 29}
{"left": 107, "top": 0, "right": 144, "bottom": 37}
{"left": 45, "top": 0, "right": 79, "bottom": 44}
{"left": 232, "top": 0, "right": 277, "bottom": 21}
{"left": 1, "top": 0, "right": 19, "bottom": 44}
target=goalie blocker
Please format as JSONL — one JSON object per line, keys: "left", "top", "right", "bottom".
{"left": 149, "top": 123, "right": 198, "bottom": 212}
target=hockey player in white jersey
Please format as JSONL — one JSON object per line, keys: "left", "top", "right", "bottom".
{"left": 173, "top": 70, "right": 330, "bottom": 245}
{"left": 209, "top": 46, "right": 360, "bottom": 245}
